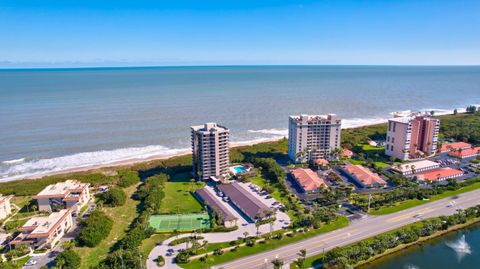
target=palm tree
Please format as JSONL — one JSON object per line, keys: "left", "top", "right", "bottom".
{"left": 294, "top": 249, "right": 307, "bottom": 269}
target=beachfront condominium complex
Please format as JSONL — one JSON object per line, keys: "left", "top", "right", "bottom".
{"left": 191, "top": 122, "right": 230, "bottom": 181}
{"left": 11, "top": 209, "right": 73, "bottom": 250}
{"left": 288, "top": 114, "right": 342, "bottom": 163}
{"left": 33, "top": 180, "right": 91, "bottom": 213}
{"left": 385, "top": 115, "right": 440, "bottom": 161}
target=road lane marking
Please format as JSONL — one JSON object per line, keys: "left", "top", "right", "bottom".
{"left": 386, "top": 207, "right": 433, "bottom": 223}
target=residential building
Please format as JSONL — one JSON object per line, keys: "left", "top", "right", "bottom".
{"left": 10, "top": 209, "right": 73, "bottom": 250}
{"left": 449, "top": 147, "right": 480, "bottom": 159}
{"left": 416, "top": 168, "right": 464, "bottom": 182}
{"left": 191, "top": 123, "right": 230, "bottom": 181}
{"left": 33, "top": 180, "right": 90, "bottom": 213}
{"left": 195, "top": 188, "right": 237, "bottom": 227}
{"left": 385, "top": 115, "right": 440, "bottom": 160}
{"left": 0, "top": 195, "right": 13, "bottom": 220}
{"left": 217, "top": 182, "right": 271, "bottom": 221}
{"left": 291, "top": 168, "right": 328, "bottom": 192}
{"left": 391, "top": 160, "right": 440, "bottom": 176}
{"left": 440, "top": 141, "right": 472, "bottom": 153}
{"left": 341, "top": 164, "right": 386, "bottom": 188}
{"left": 288, "top": 114, "right": 342, "bottom": 163}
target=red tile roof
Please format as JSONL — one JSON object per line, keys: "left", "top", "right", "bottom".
{"left": 314, "top": 159, "right": 329, "bottom": 166}
{"left": 291, "top": 168, "right": 328, "bottom": 191}
{"left": 440, "top": 142, "right": 472, "bottom": 152}
{"left": 343, "top": 164, "right": 386, "bottom": 186}
{"left": 416, "top": 168, "right": 463, "bottom": 181}
{"left": 449, "top": 147, "right": 480, "bottom": 158}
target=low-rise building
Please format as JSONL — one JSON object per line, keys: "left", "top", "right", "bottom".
{"left": 291, "top": 168, "right": 328, "bottom": 192}
{"left": 0, "top": 195, "right": 13, "bottom": 220}
{"left": 391, "top": 160, "right": 440, "bottom": 176}
{"left": 341, "top": 164, "right": 386, "bottom": 188}
{"left": 416, "top": 168, "right": 464, "bottom": 182}
{"left": 33, "top": 180, "right": 90, "bottom": 213}
{"left": 448, "top": 147, "right": 480, "bottom": 159}
{"left": 217, "top": 182, "right": 271, "bottom": 221}
{"left": 440, "top": 141, "right": 472, "bottom": 153}
{"left": 10, "top": 209, "right": 73, "bottom": 250}
{"left": 195, "top": 188, "right": 237, "bottom": 227}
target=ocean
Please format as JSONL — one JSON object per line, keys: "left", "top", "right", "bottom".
{"left": 1, "top": 65, "right": 480, "bottom": 181}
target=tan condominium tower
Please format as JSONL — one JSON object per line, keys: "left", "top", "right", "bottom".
{"left": 385, "top": 115, "right": 440, "bottom": 161}
{"left": 191, "top": 122, "right": 230, "bottom": 181}
{"left": 288, "top": 114, "right": 342, "bottom": 163}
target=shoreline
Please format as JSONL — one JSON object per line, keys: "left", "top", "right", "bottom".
{"left": 0, "top": 137, "right": 286, "bottom": 183}
{"left": 0, "top": 109, "right": 468, "bottom": 183}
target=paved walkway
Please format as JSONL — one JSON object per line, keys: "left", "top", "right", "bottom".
{"left": 147, "top": 182, "right": 291, "bottom": 269}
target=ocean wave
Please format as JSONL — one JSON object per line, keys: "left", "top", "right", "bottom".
{"left": 2, "top": 158, "right": 26, "bottom": 165}
{"left": 248, "top": 128, "right": 288, "bottom": 136}
{"left": 0, "top": 145, "right": 190, "bottom": 182}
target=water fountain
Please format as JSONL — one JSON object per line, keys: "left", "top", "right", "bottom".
{"left": 446, "top": 234, "right": 472, "bottom": 261}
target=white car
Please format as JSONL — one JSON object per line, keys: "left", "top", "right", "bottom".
{"left": 24, "top": 259, "right": 37, "bottom": 266}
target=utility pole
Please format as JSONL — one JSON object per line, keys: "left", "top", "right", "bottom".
{"left": 367, "top": 193, "right": 372, "bottom": 213}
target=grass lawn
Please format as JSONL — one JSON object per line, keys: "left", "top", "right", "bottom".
{"left": 159, "top": 181, "right": 205, "bottom": 214}
{"left": 11, "top": 196, "right": 32, "bottom": 209}
{"left": 140, "top": 233, "right": 172, "bottom": 258}
{"left": 371, "top": 180, "right": 480, "bottom": 215}
{"left": 75, "top": 184, "right": 141, "bottom": 269}
{"left": 180, "top": 216, "right": 349, "bottom": 269}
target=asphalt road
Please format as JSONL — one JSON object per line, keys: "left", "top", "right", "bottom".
{"left": 216, "top": 188, "right": 480, "bottom": 269}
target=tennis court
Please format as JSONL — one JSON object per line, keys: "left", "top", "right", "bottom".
{"left": 149, "top": 213, "right": 211, "bottom": 232}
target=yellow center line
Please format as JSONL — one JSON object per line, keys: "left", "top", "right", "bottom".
{"left": 386, "top": 207, "right": 433, "bottom": 223}
{"left": 225, "top": 229, "right": 358, "bottom": 269}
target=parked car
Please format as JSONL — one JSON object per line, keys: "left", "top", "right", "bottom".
{"left": 24, "top": 259, "right": 37, "bottom": 266}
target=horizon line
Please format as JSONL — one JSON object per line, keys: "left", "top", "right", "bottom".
{"left": 2, "top": 63, "right": 480, "bottom": 71}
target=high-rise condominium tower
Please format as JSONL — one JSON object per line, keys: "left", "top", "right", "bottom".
{"left": 385, "top": 115, "right": 440, "bottom": 161}
{"left": 191, "top": 123, "right": 230, "bottom": 181}
{"left": 288, "top": 114, "right": 342, "bottom": 163}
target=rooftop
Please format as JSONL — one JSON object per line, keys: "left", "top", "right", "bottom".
{"left": 343, "top": 164, "right": 386, "bottom": 186}
{"left": 416, "top": 168, "right": 464, "bottom": 181}
{"left": 191, "top": 122, "right": 229, "bottom": 133}
{"left": 217, "top": 182, "right": 271, "bottom": 220}
{"left": 440, "top": 142, "right": 472, "bottom": 152}
{"left": 33, "top": 180, "right": 89, "bottom": 198}
{"left": 449, "top": 147, "right": 480, "bottom": 158}
{"left": 20, "top": 209, "right": 70, "bottom": 236}
{"left": 195, "top": 188, "right": 237, "bottom": 222}
{"left": 392, "top": 159, "right": 439, "bottom": 173}
{"left": 289, "top": 114, "right": 341, "bottom": 124}
{"left": 291, "top": 168, "right": 328, "bottom": 191}
{"left": 0, "top": 195, "right": 13, "bottom": 205}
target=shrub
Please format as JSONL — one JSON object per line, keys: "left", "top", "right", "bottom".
{"left": 117, "top": 169, "right": 140, "bottom": 188}
{"left": 54, "top": 248, "right": 81, "bottom": 269}
{"left": 156, "top": 255, "right": 165, "bottom": 266}
{"left": 99, "top": 187, "right": 127, "bottom": 207}
{"left": 77, "top": 210, "right": 113, "bottom": 247}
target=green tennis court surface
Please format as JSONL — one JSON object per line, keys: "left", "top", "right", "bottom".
{"left": 149, "top": 213, "right": 211, "bottom": 232}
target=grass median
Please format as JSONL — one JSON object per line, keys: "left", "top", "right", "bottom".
{"left": 179, "top": 216, "right": 349, "bottom": 269}
{"left": 370, "top": 179, "right": 480, "bottom": 215}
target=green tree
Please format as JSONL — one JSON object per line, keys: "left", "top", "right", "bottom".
{"left": 77, "top": 210, "right": 113, "bottom": 247}
{"left": 99, "top": 187, "right": 127, "bottom": 206}
{"left": 54, "top": 248, "right": 81, "bottom": 269}
{"left": 117, "top": 169, "right": 140, "bottom": 187}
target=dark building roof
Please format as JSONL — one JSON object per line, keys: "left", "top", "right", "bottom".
{"left": 217, "top": 182, "right": 271, "bottom": 220}
{"left": 195, "top": 188, "right": 237, "bottom": 222}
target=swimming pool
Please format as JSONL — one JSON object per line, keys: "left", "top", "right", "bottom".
{"left": 232, "top": 166, "right": 247, "bottom": 174}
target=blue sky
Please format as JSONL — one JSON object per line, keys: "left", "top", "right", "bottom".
{"left": 1, "top": 0, "right": 479, "bottom": 67}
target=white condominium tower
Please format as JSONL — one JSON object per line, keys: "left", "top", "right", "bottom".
{"left": 191, "top": 122, "right": 230, "bottom": 181}
{"left": 288, "top": 114, "right": 342, "bottom": 163}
